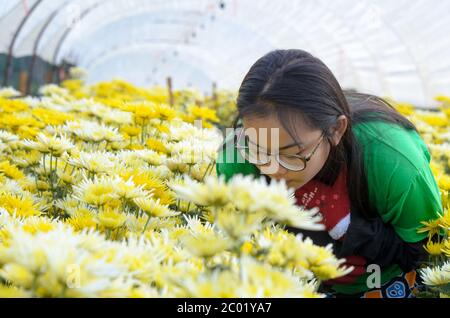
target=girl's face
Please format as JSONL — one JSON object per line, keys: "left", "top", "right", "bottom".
{"left": 242, "top": 115, "right": 334, "bottom": 190}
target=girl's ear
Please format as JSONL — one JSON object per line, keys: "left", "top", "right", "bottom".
{"left": 330, "top": 115, "right": 348, "bottom": 146}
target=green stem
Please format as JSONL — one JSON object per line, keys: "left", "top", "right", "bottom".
{"left": 201, "top": 161, "right": 215, "bottom": 181}
{"left": 42, "top": 153, "right": 46, "bottom": 175}
{"left": 62, "top": 160, "right": 68, "bottom": 173}
{"left": 141, "top": 122, "right": 146, "bottom": 144}
{"left": 142, "top": 215, "right": 152, "bottom": 235}
{"left": 34, "top": 174, "right": 40, "bottom": 196}
{"left": 49, "top": 153, "right": 53, "bottom": 175}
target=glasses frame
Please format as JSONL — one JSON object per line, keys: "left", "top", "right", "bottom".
{"left": 234, "top": 127, "right": 325, "bottom": 172}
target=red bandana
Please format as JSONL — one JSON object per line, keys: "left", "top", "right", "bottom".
{"left": 294, "top": 168, "right": 367, "bottom": 284}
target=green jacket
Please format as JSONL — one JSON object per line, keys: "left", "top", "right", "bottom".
{"left": 216, "top": 120, "right": 443, "bottom": 294}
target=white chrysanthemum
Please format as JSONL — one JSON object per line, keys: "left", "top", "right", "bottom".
{"left": 19, "top": 96, "right": 40, "bottom": 108}
{"left": 38, "top": 97, "right": 72, "bottom": 112}
{"left": 113, "top": 235, "right": 166, "bottom": 283}
{"left": 0, "top": 140, "right": 7, "bottom": 153}
{"left": 238, "top": 257, "right": 325, "bottom": 298}
{"left": 115, "top": 150, "right": 165, "bottom": 167}
{"left": 134, "top": 149, "right": 166, "bottom": 166}
{"left": 165, "top": 121, "right": 223, "bottom": 145}
{"left": 22, "top": 133, "right": 74, "bottom": 156}
{"left": 63, "top": 120, "right": 123, "bottom": 143}
{"left": 68, "top": 151, "right": 115, "bottom": 174}
{"left": 39, "top": 84, "right": 70, "bottom": 97}
{"left": 169, "top": 175, "right": 230, "bottom": 207}
{"left": 0, "top": 87, "right": 21, "bottom": 98}
{"left": 0, "top": 178, "right": 27, "bottom": 195}
{"left": 230, "top": 175, "right": 324, "bottom": 231}
{"left": 0, "top": 130, "right": 19, "bottom": 143}
{"left": 168, "top": 137, "right": 220, "bottom": 163}
{"left": 189, "top": 162, "right": 215, "bottom": 181}
{"left": 65, "top": 99, "right": 97, "bottom": 113}
{"left": 0, "top": 221, "right": 141, "bottom": 297}
{"left": 133, "top": 197, "right": 179, "bottom": 218}
{"left": 72, "top": 174, "right": 119, "bottom": 207}
{"left": 69, "top": 67, "right": 87, "bottom": 80}
{"left": 420, "top": 262, "right": 450, "bottom": 286}
{"left": 114, "top": 176, "right": 150, "bottom": 201}
{"left": 91, "top": 104, "right": 133, "bottom": 125}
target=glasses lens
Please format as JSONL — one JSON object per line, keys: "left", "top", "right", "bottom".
{"left": 278, "top": 154, "right": 306, "bottom": 171}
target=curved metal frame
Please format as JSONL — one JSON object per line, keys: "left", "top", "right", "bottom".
{"left": 26, "top": 0, "right": 70, "bottom": 94}
{"left": 3, "top": 0, "right": 43, "bottom": 86}
{"left": 52, "top": 2, "right": 102, "bottom": 66}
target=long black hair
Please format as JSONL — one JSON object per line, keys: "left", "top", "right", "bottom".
{"left": 236, "top": 49, "right": 417, "bottom": 219}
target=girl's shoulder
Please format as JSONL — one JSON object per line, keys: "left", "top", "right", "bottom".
{"left": 352, "top": 120, "right": 431, "bottom": 170}
{"left": 352, "top": 120, "right": 442, "bottom": 242}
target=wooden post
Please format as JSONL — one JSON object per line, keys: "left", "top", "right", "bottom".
{"left": 212, "top": 82, "right": 218, "bottom": 107}
{"left": 45, "top": 70, "right": 54, "bottom": 83}
{"left": 19, "top": 71, "right": 29, "bottom": 95}
{"left": 58, "top": 67, "right": 66, "bottom": 84}
{"left": 166, "top": 76, "right": 174, "bottom": 106}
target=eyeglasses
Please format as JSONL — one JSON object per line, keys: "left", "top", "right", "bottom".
{"left": 234, "top": 127, "right": 325, "bottom": 172}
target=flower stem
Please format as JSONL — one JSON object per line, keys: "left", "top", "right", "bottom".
{"left": 142, "top": 215, "right": 151, "bottom": 235}
{"left": 49, "top": 153, "right": 53, "bottom": 174}
{"left": 42, "top": 154, "right": 46, "bottom": 175}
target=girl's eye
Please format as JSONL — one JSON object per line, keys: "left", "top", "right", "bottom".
{"left": 288, "top": 149, "right": 305, "bottom": 157}
{"left": 280, "top": 152, "right": 302, "bottom": 159}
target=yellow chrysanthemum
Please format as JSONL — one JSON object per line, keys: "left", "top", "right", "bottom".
{"left": 120, "top": 125, "right": 141, "bottom": 138}
{"left": 437, "top": 174, "right": 450, "bottom": 191}
{"left": 181, "top": 232, "right": 231, "bottom": 258}
{"left": 0, "top": 161, "right": 25, "bottom": 180}
{"left": 438, "top": 209, "right": 450, "bottom": 230}
{"left": 31, "top": 108, "right": 74, "bottom": 126}
{"left": 0, "top": 263, "right": 34, "bottom": 289}
{"left": 133, "top": 197, "right": 179, "bottom": 218}
{"left": 120, "top": 170, "right": 174, "bottom": 204}
{"left": 22, "top": 217, "right": 56, "bottom": 234}
{"left": 153, "top": 103, "right": 176, "bottom": 121}
{"left": 0, "top": 285, "right": 30, "bottom": 298}
{"left": 0, "top": 98, "right": 29, "bottom": 113}
{"left": 443, "top": 239, "right": 450, "bottom": 257}
{"left": 424, "top": 240, "right": 445, "bottom": 256}
{"left": 187, "top": 104, "right": 220, "bottom": 123}
{"left": 418, "top": 217, "right": 442, "bottom": 238}
{"left": 0, "top": 193, "right": 41, "bottom": 217}
{"left": 146, "top": 137, "right": 168, "bottom": 154}
{"left": 96, "top": 207, "right": 127, "bottom": 229}
{"left": 67, "top": 209, "right": 97, "bottom": 231}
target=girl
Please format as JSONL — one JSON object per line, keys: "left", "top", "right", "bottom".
{"left": 216, "top": 49, "right": 443, "bottom": 298}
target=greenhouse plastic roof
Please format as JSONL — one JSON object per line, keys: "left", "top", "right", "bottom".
{"left": 1, "top": 0, "right": 450, "bottom": 106}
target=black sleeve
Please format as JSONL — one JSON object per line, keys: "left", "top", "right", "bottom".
{"left": 335, "top": 208, "right": 427, "bottom": 273}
